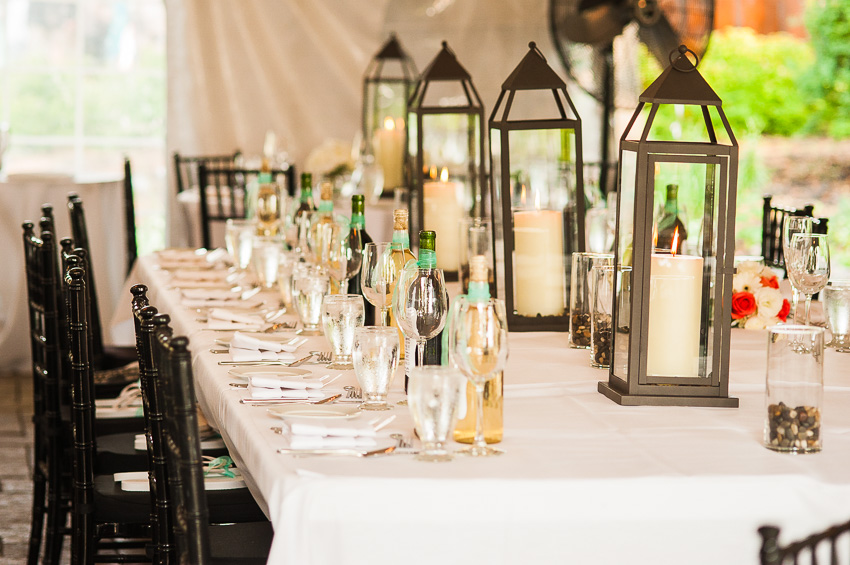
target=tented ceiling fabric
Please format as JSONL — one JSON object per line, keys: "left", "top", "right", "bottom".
{"left": 165, "top": 0, "right": 597, "bottom": 245}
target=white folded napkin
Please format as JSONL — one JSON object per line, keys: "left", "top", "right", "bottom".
{"left": 231, "top": 332, "right": 304, "bottom": 353}
{"left": 203, "top": 320, "right": 262, "bottom": 331}
{"left": 171, "top": 270, "right": 230, "bottom": 283}
{"left": 287, "top": 435, "right": 378, "bottom": 450}
{"left": 230, "top": 348, "right": 296, "bottom": 362}
{"left": 205, "top": 248, "right": 228, "bottom": 263}
{"left": 247, "top": 384, "right": 326, "bottom": 399}
{"left": 249, "top": 374, "right": 332, "bottom": 390}
{"left": 182, "top": 288, "right": 240, "bottom": 300}
{"left": 158, "top": 249, "right": 208, "bottom": 262}
{"left": 187, "top": 298, "right": 263, "bottom": 309}
{"left": 209, "top": 308, "right": 264, "bottom": 326}
{"left": 173, "top": 279, "right": 232, "bottom": 289}
{"left": 288, "top": 420, "right": 377, "bottom": 438}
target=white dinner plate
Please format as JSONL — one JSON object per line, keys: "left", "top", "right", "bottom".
{"left": 228, "top": 367, "right": 312, "bottom": 383}
{"left": 267, "top": 405, "right": 361, "bottom": 420}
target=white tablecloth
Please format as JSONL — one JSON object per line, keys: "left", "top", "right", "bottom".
{"left": 129, "top": 253, "right": 850, "bottom": 565}
{"left": 1, "top": 174, "right": 127, "bottom": 371}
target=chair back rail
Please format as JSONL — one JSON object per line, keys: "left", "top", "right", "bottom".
{"left": 760, "top": 519, "right": 850, "bottom": 565}
{"left": 761, "top": 195, "right": 827, "bottom": 270}
{"left": 173, "top": 150, "right": 241, "bottom": 195}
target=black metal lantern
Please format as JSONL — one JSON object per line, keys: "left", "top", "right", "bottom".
{"left": 362, "top": 34, "right": 417, "bottom": 191}
{"left": 598, "top": 46, "right": 739, "bottom": 407}
{"left": 489, "top": 41, "right": 585, "bottom": 331}
{"left": 408, "top": 41, "right": 486, "bottom": 281}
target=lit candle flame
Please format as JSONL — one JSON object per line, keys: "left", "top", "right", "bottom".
{"left": 652, "top": 224, "right": 658, "bottom": 249}
{"left": 671, "top": 226, "right": 680, "bottom": 257}
{"left": 520, "top": 184, "right": 527, "bottom": 206}
{"left": 534, "top": 190, "right": 541, "bottom": 210}
{"left": 384, "top": 117, "right": 395, "bottom": 130}
{"left": 439, "top": 167, "right": 449, "bottom": 183}
{"left": 429, "top": 165, "right": 438, "bottom": 180}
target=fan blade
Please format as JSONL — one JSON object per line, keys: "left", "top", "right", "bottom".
{"left": 554, "top": 0, "right": 632, "bottom": 46}
{"left": 637, "top": 8, "right": 682, "bottom": 66}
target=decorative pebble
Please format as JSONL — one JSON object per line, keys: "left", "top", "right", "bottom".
{"left": 767, "top": 402, "right": 821, "bottom": 451}
{"left": 571, "top": 311, "right": 592, "bottom": 348}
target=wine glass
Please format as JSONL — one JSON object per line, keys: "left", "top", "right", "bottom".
{"left": 392, "top": 262, "right": 449, "bottom": 369}
{"left": 782, "top": 216, "right": 813, "bottom": 323}
{"left": 325, "top": 222, "right": 362, "bottom": 293}
{"left": 361, "top": 242, "right": 402, "bottom": 326}
{"left": 787, "top": 233, "right": 830, "bottom": 326}
{"left": 292, "top": 265, "right": 330, "bottom": 335}
{"left": 447, "top": 295, "right": 509, "bottom": 457}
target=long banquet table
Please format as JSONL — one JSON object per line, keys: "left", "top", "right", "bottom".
{"left": 130, "top": 252, "right": 850, "bottom": 564}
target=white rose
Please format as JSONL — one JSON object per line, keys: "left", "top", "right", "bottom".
{"left": 737, "top": 261, "right": 763, "bottom": 275}
{"left": 733, "top": 271, "right": 761, "bottom": 294}
{"left": 760, "top": 266, "right": 778, "bottom": 279}
{"left": 305, "top": 139, "right": 355, "bottom": 177}
{"left": 755, "top": 286, "right": 783, "bottom": 319}
{"left": 744, "top": 315, "right": 768, "bottom": 330}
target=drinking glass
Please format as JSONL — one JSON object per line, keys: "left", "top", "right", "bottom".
{"left": 823, "top": 281, "right": 850, "bottom": 352}
{"left": 292, "top": 266, "right": 329, "bottom": 335}
{"left": 782, "top": 216, "right": 813, "bottom": 323}
{"left": 251, "top": 236, "right": 282, "bottom": 289}
{"left": 352, "top": 326, "right": 400, "bottom": 411}
{"left": 459, "top": 218, "right": 494, "bottom": 295}
{"left": 393, "top": 262, "right": 450, "bottom": 369}
{"left": 325, "top": 222, "right": 362, "bottom": 293}
{"left": 321, "top": 294, "right": 365, "bottom": 369}
{"left": 407, "top": 366, "right": 465, "bottom": 462}
{"left": 225, "top": 219, "right": 255, "bottom": 270}
{"left": 447, "top": 295, "right": 509, "bottom": 457}
{"left": 765, "top": 325, "right": 824, "bottom": 453}
{"left": 277, "top": 250, "right": 298, "bottom": 309}
{"left": 786, "top": 233, "right": 830, "bottom": 326}
{"left": 569, "top": 252, "right": 614, "bottom": 349}
{"left": 361, "top": 242, "right": 402, "bottom": 326}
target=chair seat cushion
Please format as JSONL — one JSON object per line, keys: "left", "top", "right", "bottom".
{"left": 209, "top": 521, "right": 273, "bottom": 565}
{"left": 96, "top": 431, "right": 148, "bottom": 474}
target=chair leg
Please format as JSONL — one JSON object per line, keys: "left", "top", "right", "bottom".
{"left": 42, "top": 485, "right": 67, "bottom": 565}
{"left": 27, "top": 473, "right": 47, "bottom": 565}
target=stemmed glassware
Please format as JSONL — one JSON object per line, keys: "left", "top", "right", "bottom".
{"left": 321, "top": 294, "right": 364, "bottom": 370}
{"left": 361, "top": 242, "right": 403, "bottom": 326}
{"left": 786, "top": 233, "right": 830, "bottom": 326}
{"left": 392, "top": 262, "right": 449, "bottom": 369}
{"left": 325, "top": 222, "right": 362, "bottom": 293}
{"left": 447, "top": 294, "right": 509, "bottom": 457}
{"left": 782, "top": 216, "right": 813, "bottom": 323}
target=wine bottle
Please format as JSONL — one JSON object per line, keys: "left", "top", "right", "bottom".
{"left": 308, "top": 181, "right": 335, "bottom": 248}
{"left": 656, "top": 183, "right": 687, "bottom": 254}
{"left": 418, "top": 230, "right": 443, "bottom": 367}
{"left": 453, "top": 255, "right": 504, "bottom": 445}
{"left": 389, "top": 209, "right": 416, "bottom": 360}
{"left": 347, "top": 195, "right": 375, "bottom": 325}
{"left": 255, "top": 159, "right": 281, "bottom": 236}
{"left": 294, "top": 173, "right": 316, "bottom": 252}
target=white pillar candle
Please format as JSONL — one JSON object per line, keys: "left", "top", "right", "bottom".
{"left": 373, "top": 117, "right": 404, "bottom": 189}
{"left": 423, "top": 167, "right": 462, "bottom": 272}
{"left": 513, "top": 209, "right": 565, "bottom": 317}
{"left": 647, "top": 253, "right": 704, "bottom": 377}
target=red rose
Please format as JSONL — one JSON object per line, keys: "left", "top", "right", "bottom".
{"left": 731, "top": 291, "right": 757, "bottom": 319}
{"left": 761, "top": 275, "right": 779, "bottom": 289}
{"left": 777, "top": 298, "right": 791, "bottom": 322}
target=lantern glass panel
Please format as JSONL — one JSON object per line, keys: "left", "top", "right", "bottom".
{"left": 612, "top": 149, "right": 637, "bottom": 383}
{"left": 505, "top": 127, "right": 579, "bottom": 319}
{"left": 366, "top": 81, "right": 408, "bottom": 139}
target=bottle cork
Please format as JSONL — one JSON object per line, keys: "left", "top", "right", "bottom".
{"left": 320, "top": 180, "right": 333, "bottom": 202}
{"left": 469, "top": 255, "right": 488, "bottom": 284}
{"left": 393, "top": 209, "right": 408, "bottom": 231}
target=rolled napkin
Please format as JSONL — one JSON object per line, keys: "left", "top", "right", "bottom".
{"left": 231, "top": 332, "right": 304, "bottom": 353}
{"left": 247, "top": 384, "right": 326, "bottom": 400}
{"left": 249, "top": 374, "right": 333, "bottom": 390}
{"left": 230, "top": 349, "right": 296, "bottom": 362}
{"left": 182, "top": 288, "right": 241, "bottom": 300}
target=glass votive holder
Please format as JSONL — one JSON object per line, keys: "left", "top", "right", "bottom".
{"left": 590, "top": 264, "right": 616, "bottom": 369}
{"left": 408, "top": 366, "right": 465, "bottom": 462}
{"left": 765, "top": 325, "right": 824, "bottom": 454}
{"left": 225, "top": 219, "right": 256, "bottom": 270}
{"left": 569, "top": 252, "right": 614, "bottom": 349}
{"left": 823, "top": 281, "right": 850, "bottom": 352}
{"left": 321, "top": 294, "right": 365, "bottom": 370}
{"left": 459, "top": 217, "right": 494, "bottom": 295}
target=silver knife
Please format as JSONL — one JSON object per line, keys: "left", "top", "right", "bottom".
{"left": 277, "top": 445, "right": 397, "bottom": 457}
{"left": 218, "top": 353, "right": 314, "bottom": 366}
{"left": 239, "top": 393, "right": 341, "bottom": 406}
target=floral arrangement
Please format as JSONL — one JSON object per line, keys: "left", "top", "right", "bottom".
{"left": 304, "top": 138, "right": 355, "bottom": 181}
{"left": 731, "top": 261, "right": 790, "bottom": 329}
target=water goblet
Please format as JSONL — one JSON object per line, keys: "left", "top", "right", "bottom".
{"left": 292, "top": 266, "right": 329, "bottom": 335}
{"left": 782, "top": 216, "right": 813, "bottom": 323}
{"left": 321, "top": 294, "right": 365, "bottom": 370}
{"left": 447, "top": 295, "right": 509, "bottom": 457}
{"left": 361, "top": 242, "right": 402, "bottom": 326}
{"left": 277, "top": 250, "right": 298, "bottom": 309}
{"left": 407, "top": 366, "right": 465, "bottom": 462}
{"left": 326, "top": 222, "right": 362, "bottom": 293}
{"left": 225, "top": 218, "right": 256, "bottom": 271}
{"left": 352, "top": 326, "right": 399, "bottom": 411}
{"left": 251, "top": 235, "right": 283, "bottom": 289}
{"left": 787, "top": 233, "right": 830, "bottom": 326}
{"left": 824, "top": 281, "right": 850, "bottom": 352}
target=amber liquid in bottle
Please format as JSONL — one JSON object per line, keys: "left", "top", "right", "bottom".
{"left": 255, "top": 161, "right": 280, "bottom": 236}
{"left": 388, "top": 209, "right": 416, "bottom": 359}
{"left": 454, "top": 255, "right": 504, "bottom": 444}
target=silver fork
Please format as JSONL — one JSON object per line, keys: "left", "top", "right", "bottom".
{"left": 343, "top": 386, "right": 362, "bottom": 399}
{"left": 311, "top": 351, "right": 332, "bottom": 364}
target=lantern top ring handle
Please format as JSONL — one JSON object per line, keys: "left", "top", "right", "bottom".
{"left": 669, "top": 45, "right": 699, "bottom": 72}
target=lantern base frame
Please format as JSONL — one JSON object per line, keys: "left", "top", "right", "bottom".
{"left": 597, "top": 381, "right": 739, "bottom": 408}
